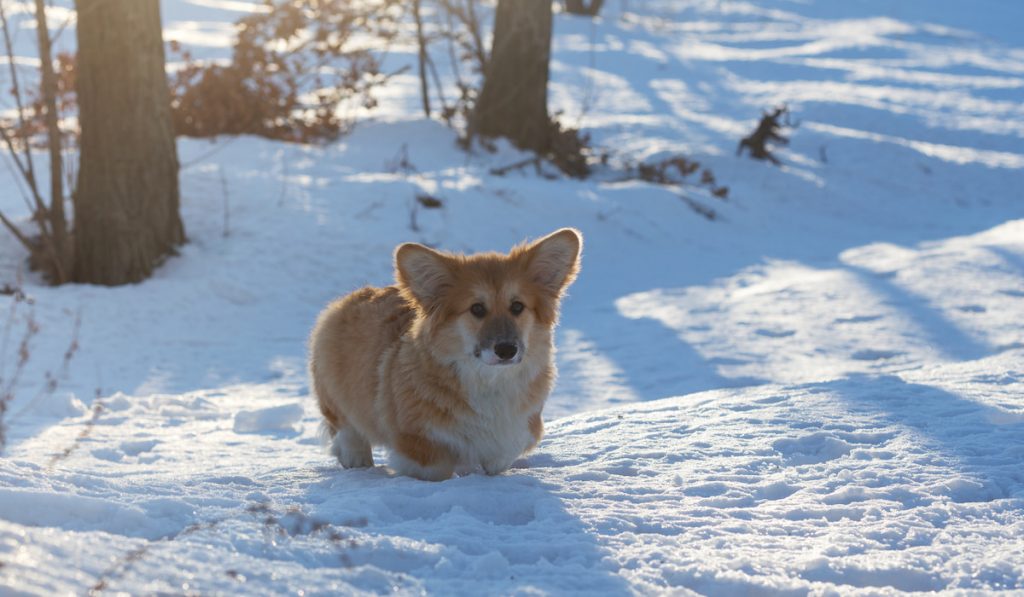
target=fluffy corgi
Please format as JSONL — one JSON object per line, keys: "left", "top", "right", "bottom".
{"left": 309, "top": 228, "right": 581, "bottom": 481}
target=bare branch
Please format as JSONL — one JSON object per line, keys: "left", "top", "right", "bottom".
{"left": 33, "top": 0, "right": 68, "bottom": 283}
{"left": 0, "top": 210, "right": 33, "bottom": 253}
{"left": 412, "top": 0, "right": 431, "bottom": 117}
{"left": 0, "top": 0, "right": 42, "bottom": 204}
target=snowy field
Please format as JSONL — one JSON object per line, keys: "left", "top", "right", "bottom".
{"left": 2, "top": 0, "right": 1024, "bottom": 594}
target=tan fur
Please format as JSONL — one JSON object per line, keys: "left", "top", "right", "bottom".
{"left": 309, "top": 229, "right": 582, "bottom": 481}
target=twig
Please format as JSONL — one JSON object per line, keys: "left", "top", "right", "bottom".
{"left": 0, "top": 211, "right": 33, "bottom": 252}
{"left": 680, "top": 194, "right": 716, "bottom": 221}
{"left": 424, "top": 49, "right": 451, "bottom": 117}
{"left": 490, "top": 156, "right": 542, "bottom": 176}
{"left": 574, "top": 17, "right": 598, "bottom": 128}
{"left": 462, "top": 0, "right": 487, "bottom": 71}
{"left": 90, "top": 503, "right": 361, "bottom": 594}
{"left": 218, "top": 165, "right": 230, "bottom": 237}
{"left": 89, "top": 515, "right": 222, "bottom": 595}
{"left": 0, "top": 135, "right": 40, "bottom": 217}
{"left": 0, "top": 305, "right": 38, "bottom": 452}
{"left": 409, "top": 198, "right": 420, "bottom": 233}
{"left": 0, "top": 269, "right": 25, "bottom": 382}
{"left": 0, "top": 0, "right": 40, "bottom": 195}
{"left": 7, "top": 306, "right": 81, "bottom": 425}
{"left": 441, "top": 5, "right": 468, "bottom": 99}
{"left": 412, "top": 0, "right": 431, "bottom": 118}
{"left": 278, "top": 148, "right": 288, "bottom": 206}
{"left": 33, "top": 0, "right": 68, "bottom": 283}
{"left": 0, "top": 119, "right": 52, "bottom": 234}
{"left": 47, "top": 397, "right": 102, "bottom": 468}
{"left": 0, "top": 0, "right": 67, "bottom": 283}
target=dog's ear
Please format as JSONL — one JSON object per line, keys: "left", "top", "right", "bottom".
{"left": 395, "top": 243, "right": 454, "bottom": 309}
{"left": 521, "top": 228, "right": 582, "bottom": 296}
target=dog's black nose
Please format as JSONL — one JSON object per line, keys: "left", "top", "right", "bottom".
{"left": 494, "top": 342, "right": 518, "bottom": 361}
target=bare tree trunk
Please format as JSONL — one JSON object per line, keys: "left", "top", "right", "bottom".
{"left": 73, "top": 0, "right": 185, "bottom": 286}
{"left": 413, "top": 0, "right": 431, "bottom": 118}
{"left": 472, "top": 0, "right": 553, "bottom": 153}
{"left": 33, "top": 0, "right": 69, "bottom": 282}
{"left": 565, "top": 0, "right": 605, "bottom": 16}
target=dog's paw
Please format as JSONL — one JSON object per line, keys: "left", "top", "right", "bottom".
{"left": 338, "top": 451, "right": 374, "bottom": 468}
{"left": 391, "top": 453, "right": 454, "bottom": 481}
{"left": 331, "top": 429, "right": 374, "bottom": 468}
{"left": 481, "top": 456, "right": 516, "bottom": 476}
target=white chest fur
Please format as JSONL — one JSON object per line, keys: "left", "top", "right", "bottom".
{"left": 432, "top": 360, "right": 541, "bottom": 474}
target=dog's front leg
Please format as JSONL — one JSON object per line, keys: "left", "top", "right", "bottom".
{"left": 392, "top": 432, "right": 456, "bottom": 481}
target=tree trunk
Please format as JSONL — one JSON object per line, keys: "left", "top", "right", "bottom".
{"left": 472, "top": 0, "right": 553, "bottom": 153}
{"left": 73, "top": 0, "right": 184, "bottom": 285}
{"left": 412, "top": 0, "right": 431, "bottom": 118}
{"left": 565, "top": 0, "right": 604, "bottom": 16}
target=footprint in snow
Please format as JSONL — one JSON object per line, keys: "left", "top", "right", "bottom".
{"left": 120, "top": 440, "right": 158, "bottom": 456}
{"left": 753, "top": 481, "right": 799, "bottom": 501}
{"left": 773, "top": 433, "right": 855, "bottom": 465}
{"left": 91, "top": 448, "right": 123, "bottom": 462}
{"left": 801, "top": 559, "right": 943, "bottom": 592}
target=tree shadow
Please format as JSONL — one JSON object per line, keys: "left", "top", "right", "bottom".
{"left": 300, "top": 464, "right": 633, "bottom": 594}
{"left": 555, "top": 312, "right": 766, "bottom": 414}
{"left": 809, "top": 373, "right": 1024, "bottom": 501}
{"left": 986, "top": 244, "right": 1024, "bottom": 276}
{"left": 840, "top": 263, "right": 991, "bottom": 362}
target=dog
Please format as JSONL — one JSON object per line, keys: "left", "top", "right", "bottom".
{"left": 309, "top": 228, "right": 581, "bottom": 481}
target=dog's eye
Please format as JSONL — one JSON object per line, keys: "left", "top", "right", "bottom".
{"left": 510, "top": 301, "right": 524, "bottom": 316}
{"left": 470, "top": 303, "right": 487, "bottom": 318}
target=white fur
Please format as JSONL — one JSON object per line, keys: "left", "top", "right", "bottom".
{"left": 476, "top": 347, "right": 522, "bottom": 366}
{"left": 391, "top": 452, "right": 455, "bottom": 481}
{"left": 332, "top": 426, "right": 374, "bottom": 468}
{"left": 427, "top": 357, "right": 542, "bottom": 475}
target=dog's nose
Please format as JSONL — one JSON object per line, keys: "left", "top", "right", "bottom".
{"left": 494, "top": 342, "right": 518, "bottom": 361}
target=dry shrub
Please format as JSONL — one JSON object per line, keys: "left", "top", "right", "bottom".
{"left": 170, "top": 0, "right": 405, "bottom": 143}
{"left": 737, "top": 105, "right": 796, "bottom": 165}
{"left": 547, "top": 118, "right": 593, "bottom": 179}
{"left": 620, "top": 154, "right": 730, "bottom": 200}
{"left": 0, "top": 52, "right": 77, "bottom": 150}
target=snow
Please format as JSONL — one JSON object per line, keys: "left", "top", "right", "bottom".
{"left": 233, "top": 403, "right": 305, "bottom": 434}
{"left": 2, "top": 0, "right": 1024, "bottom": 594}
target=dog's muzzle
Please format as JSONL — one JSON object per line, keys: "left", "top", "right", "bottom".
{"left": 475, "top": 341, "right": 522, "bottom": 365}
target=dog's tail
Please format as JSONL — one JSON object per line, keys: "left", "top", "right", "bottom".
{"left": 319, "top": 421, "right": 349, "bottom": 463}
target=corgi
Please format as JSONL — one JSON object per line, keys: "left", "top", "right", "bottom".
{"left": 309, "top": 228, "right": 582, "bottom": 481}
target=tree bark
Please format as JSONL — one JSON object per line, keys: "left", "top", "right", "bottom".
{"left": 73, "top": 0, "right": 184, "bottom": 285}
{"left": 472, "top": 0, "right": 553, "bottom": 153}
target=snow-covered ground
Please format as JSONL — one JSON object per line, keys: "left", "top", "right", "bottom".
{"left": 2, "top": 0, "right": 1023, "bottom": 594}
